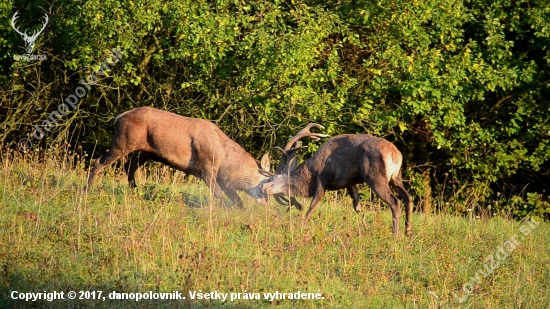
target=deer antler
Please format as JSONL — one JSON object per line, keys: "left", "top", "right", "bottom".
{"left": 282, "top": 123, "right": 329, "bottom": 151}
{"left": 11, "top": 11, "right": 27, "bottom": 37}
{"left": 11, "top": 11, "right": 49, "bottom": 53}
{"left": 258, "top": 169, "right": 278, "bottom": 178}
{"left": 275, "top": 123, "right": 328, "bottom": 174}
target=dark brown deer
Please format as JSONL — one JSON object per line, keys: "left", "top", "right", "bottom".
{"left": 86, "top": 107, "right": 271, "bottom": 206}
{"left": 261, "top": 124, "right": 413, "bottom": 236}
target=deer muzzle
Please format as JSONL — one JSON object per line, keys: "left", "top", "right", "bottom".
{"left": 256, "top": 197, "right": 268, "bottom": 206}
{"left": 261, "top": 178, "right": 287, "bottom": 195}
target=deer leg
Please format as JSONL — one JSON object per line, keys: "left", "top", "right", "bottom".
{"left": 391, "top": 171, "right": 413, "bottom": 236}
{"left": 304, "top": 180, "right": 326, "bottom": 221}
{"left": 201, "top": 169, "right": 226, "bottom": 205}
{"left": 219, "top": 182, "right": 243, "bottom": 208}
{"left": 124, "top": 151, "right": 151, "bottom": 189}
{"left": 86, "top": 144, "right": 131, "bottom": 193}
{"left": 366, "top": 179, "right": 401, "bottom": 236}
{"left": 346, "top": 185, "right": 362, "bottom": 212}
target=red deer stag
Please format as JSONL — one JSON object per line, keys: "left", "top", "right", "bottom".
{"left": 261, "top": 124, "right": 413, "bottom": 236}
{"left": 86, "top": 107, "right": 271, "bottom": 206}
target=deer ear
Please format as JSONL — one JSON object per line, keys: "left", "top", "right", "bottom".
{"left": 260, "top": 153, "right": 271, "bottom": 171}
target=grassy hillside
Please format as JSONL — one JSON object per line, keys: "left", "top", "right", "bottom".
{"left": 0, "top": 154, "right": 548, "bottom": 308}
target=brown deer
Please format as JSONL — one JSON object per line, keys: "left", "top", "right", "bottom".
{"left": 261, "top": 124, "right": 413, "bottom": 236}
{"left": 85, "top": 107, "right": 271, "bottom": 206}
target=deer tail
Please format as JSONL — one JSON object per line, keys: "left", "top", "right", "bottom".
{"left": 384, "top": 147, "right": 403, "bottom": 182}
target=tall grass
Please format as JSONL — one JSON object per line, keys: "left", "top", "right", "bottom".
{"left": 0, "top": 151, "right": 548, "bottom": 308}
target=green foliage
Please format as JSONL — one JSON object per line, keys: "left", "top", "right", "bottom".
{"left": 1, "top": 0, "right": 549, "bottom": 216}
{"left": 500, "top": 192, "right": 550, "bottom": 218}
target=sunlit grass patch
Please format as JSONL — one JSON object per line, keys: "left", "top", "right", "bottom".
{"left": 0, "top": 154, "right": 548, "bottom": 308}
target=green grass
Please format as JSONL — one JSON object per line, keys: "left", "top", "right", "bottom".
{"left": 0, "top": 154, "right": 549, "bottom": 308}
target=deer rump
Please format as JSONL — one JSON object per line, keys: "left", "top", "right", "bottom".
{"left": 86, "top": 107, "right": 270, "bottom": 206}
{"left": 262, "top": 131, "right": 413, "bottom": 236}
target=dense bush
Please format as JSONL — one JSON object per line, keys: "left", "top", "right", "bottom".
{"left": 1, "top": 0, "right": 549, "bottom": 218}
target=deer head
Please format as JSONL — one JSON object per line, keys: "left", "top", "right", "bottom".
{"left": 260, "top": 123, "right": 329, "bottom": 206}
{"left": 11, "top": 11, "right": 49, "bottom": 54}
{"left": 274, "top": 123, "right": 329, "bottom": 174}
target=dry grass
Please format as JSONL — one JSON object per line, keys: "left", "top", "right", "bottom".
{"left": 0, "top": 152, "right": 548, "bottom": 308}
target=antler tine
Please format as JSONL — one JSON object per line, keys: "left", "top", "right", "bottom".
{"left": 274, "top": 145, "right": 308, "bottom": 173}
{"left": 39, "top": 14, "right": 48, "bottom": 32}
{"left": 258, "top": 169, "right": 277, "bottom": 178}
{"left": 11, "top": 11, "right": 19, "bottom": 24}
{"left": 283, "top": 123, "right": 329, "bottom": 151}
{"left": 274, "top": 144, "right": 307, "bottom": 154}
{"left": 11, "top": 11, "right": 26, "bottom": 36}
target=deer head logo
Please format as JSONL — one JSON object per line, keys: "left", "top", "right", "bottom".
{"left": 11, "top": 11, "right": 49, "bottom": 54}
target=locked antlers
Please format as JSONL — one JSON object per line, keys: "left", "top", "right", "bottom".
{"left": 260, "top": 123, "right": 329, "bottom": 209}
{"left": 275, "top": 123, "right": 329, "bottom": 174}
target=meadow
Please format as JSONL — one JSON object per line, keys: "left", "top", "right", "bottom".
{"left": 0, "top": 152, "right": 548, "bottom": 308}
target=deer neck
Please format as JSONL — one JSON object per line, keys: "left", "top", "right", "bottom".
{"left": 219, "top": 142, "right": 265, "bottom": 191}
{"left": 285, "top": 163, "right": 314, "bottom": 197}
